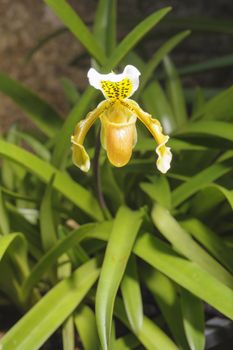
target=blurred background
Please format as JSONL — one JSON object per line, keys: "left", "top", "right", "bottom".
{"left": 0, "top": 0, "right": 233, "bottom": 132}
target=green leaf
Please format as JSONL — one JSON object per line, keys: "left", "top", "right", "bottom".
{"left": 57, "top": 249, "right": 74, "bottom": 350}
{"left": 96, "top": 207, "right": 143, "bottom": 350}
{"left": 181, "top": 218, "right": 233, "bottom": 274}
{"left": 121, "top": 255, "right": 143, "bottom": 333}
{"left": 40, "top": 175, "right": 57, "bottom": 252}
{"left": 104, "top": 7, "right": 172, "bottom": 69}
{"left": 142, "top": 81, "right": 176, "bottom": 133}
{"left": 191, "top": 87, "right": 205, "bottom": 118}
{"left": 0, "top": 233, "right": 29, "bottom": 309}
{"left": 102, "top": 161, "right": 125, "bottom": 212}
{"left": 177, "top": 120, "right": 233, "bottom": 144}
{"left": 43, "top": 0, "right": 106, "bottom": 64}
{"left": 134, "top": 232, "right": 233, "bottom": 319}
{"left": 163, "top": 17, "right": 233, "bottom": 34}
{"left": 58, "top": 225, "right": 89, "bottom": 268}
{"left": 14, "top": 131, "right": 51, "bottom": 161}
{"left": 0, "top": 189, "right": 10, "bottom": 235}
{"left": 22, "top": 222, "right": 112, "bottom": 298}
{"left": 114, "top": 333, "right": 139, "bottom": 350}
{"left": 135, "top": 137, "right": 208, "bottom": 153}
{"left": 0, "top": 258, "right": 100, "bottom": 350}
{"left": 0, "top": 232, "right": 29, "bottom": 283}
{"left": 93, "top": 0, "right": 117, "bottom": 55}
{"left": 62, "top": 316, "right": 75, "bottom": 350}
{"left": 163, "top": 56, "right": 188, "bottom": 127}
{"left": 74, "top": 305, "right": 100, "bottom": 350}
{"left": 7, "top": 204, "right": 42, "bottom": 260}
{"left": 0, "top": 73, "right": 62, "bottom": 137}
{"left": 152, "top": 204, "right": 233, "bottom": 289}
{"left": 205, "top": 183, "right": 233, "bottom": 210}
{"left": 140, "top": 175, "right": 171, "bottom": 209}
{"left": 0, "top": 139, "right": 103, "bottom": 221}
{"left": 172, "top": 160, "right": 233, "bottom": 207}
{"left": 0, "top": 233, "right": 26, "bottom": 262}
{"left": 114, "top": 297, "right": 179, "bottom": 350}
{"left": 60, "top": 77, "right": 80, "bottom": 106}
{"left": 180, "top": 288, "right": 205, "bottom": 350}
{"left": 143, "top": 267, "right": 189, "bottom": 350}
{"left": 193, "top": 86, "right": 233, "bottom": 122}
{"left": 139, "top": 30, "right": 190, "bottom": 93}
{"left": 136, "top": 316, "right": 179, "bottom": 350}
{"left": 178, "top": 54, "right": 233, "bottom": 76}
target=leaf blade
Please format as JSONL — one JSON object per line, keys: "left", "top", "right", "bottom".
{"left": 104, "top": 7, "right": 172, "bottom": 69}
{"left": 96, "top": 207, "right": 143, "bottom": 350}
{"left": 0, "top": 73, "right": 62, "bottom": 137}
{"left": 134, "top": 233, "right": 233, "bottom": 319}
{"left": 43, "top": 0, "right": 106, "bottom": 64}
{"left": 121, "top": 255, "right": 143, "bottom": 333}
{"left": 180, "top": 288, "right": 205, "bottom": 350}
{"left": 0, "top": 140, "right": 103, "bottom": 221}
{"left": 0, "top": 258, "right": 100, "bottom": 350}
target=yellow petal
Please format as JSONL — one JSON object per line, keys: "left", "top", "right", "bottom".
{"left": 156, "top": 136, "right": 172, "bottom": 174}
{"left": 101, "top": 116, "right": 137, "bottom": 167}
{"left": 71, "top": 136, "right": 90, "bottom": 172}
{"left": 71, "top": 100, "right": 111, "bottom": 172}
{"left": 123, "top": 100, "right": 172, "bottom": 173}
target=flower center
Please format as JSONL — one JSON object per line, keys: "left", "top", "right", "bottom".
{"left": 103, "top": 101, "right": 136, "bottom": 124}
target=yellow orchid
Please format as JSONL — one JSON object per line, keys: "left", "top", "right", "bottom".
{"left": 71, "top": 65, "right": 172, "bottom": 173}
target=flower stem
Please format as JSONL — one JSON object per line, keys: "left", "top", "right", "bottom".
{"left": 93, "top": 127, "right": 112, "bottom": 220}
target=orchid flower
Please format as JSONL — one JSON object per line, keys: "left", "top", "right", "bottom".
{"left": 71, "top": 65, "right": 172, "bottom": 173}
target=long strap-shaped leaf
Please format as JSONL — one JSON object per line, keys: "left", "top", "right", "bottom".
{"left": 104, "top": 7, "right": 171, "bottom": 69}
{"left": 93, "top": 0, "right": 116, "bottom": 55}
{"left": 17, "top": 218, "right": 233, "bottom": 320}
{"left": 180, "top": 288, "right": 205, "bottom": 350}
{"left": 0, "top": 233, "right": 27, "bottom": 262}
{"left": 142, "top": 267, "right": 190, "bottom": 350}
{"left": 176, "top": 120, "right": 233, "bottom": 142}
{"left": 0, "top": 188, "right": 10, "bottom": 235}
{"left": 74, "top": 305, "right": 100, "bottom": 350}
{"left": 192, "top": 86, "right": 233, "bottom": 121}
{"left": 142, "top": 80, "right": 176, "bottom": 133}
{"left": 0, "top": 258, "right": 100, "bottom": 350}
{"left": 0, "top": 140, "right": 103, "bottom": 221}
{"left": 43, "top": 0, "right": 106, "bottom": 64}
{"left": 0, "top": 73, "right": 62, "bottom": 137}
{"left": 152, "top": 204, "right": 233, "bottom": 289}
{"left": 134, "top": 232, "right": 233, "bottom": 319}
{"left": 121, "top": 255, "right": 143, "bottom": 334}
{"left": 139, "top": 30, "right": 190, "bottom": 93}
{"left": 0, "top": 233, "right": 30, "bottom": 309}
{"left": 114, "top": 297, "right": 179, "bottom": 350}
{"left": 40, "top": 175, "right": 57, "bottom": 252}
{"left": 163, "top": 56, "right": 188, "bottom": 127}
{"left": 21, "top": 221, "right": 112, "bottom": 299}
{"left": 181, "top": 218, "right": 233, "bottom": 274}
{"left": 96, "top": 207, "right": 143, "bottom": 350}
{"left": 172, "top": 160, "right": 233, "bottom": 207}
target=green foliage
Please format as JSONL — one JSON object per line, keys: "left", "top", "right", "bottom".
{"left": 0, "top": 1, "right": 232, "bottom": 350}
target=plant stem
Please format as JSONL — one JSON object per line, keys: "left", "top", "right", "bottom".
{"left": 93, "top": 127, "right": 111, "bottom": 220}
